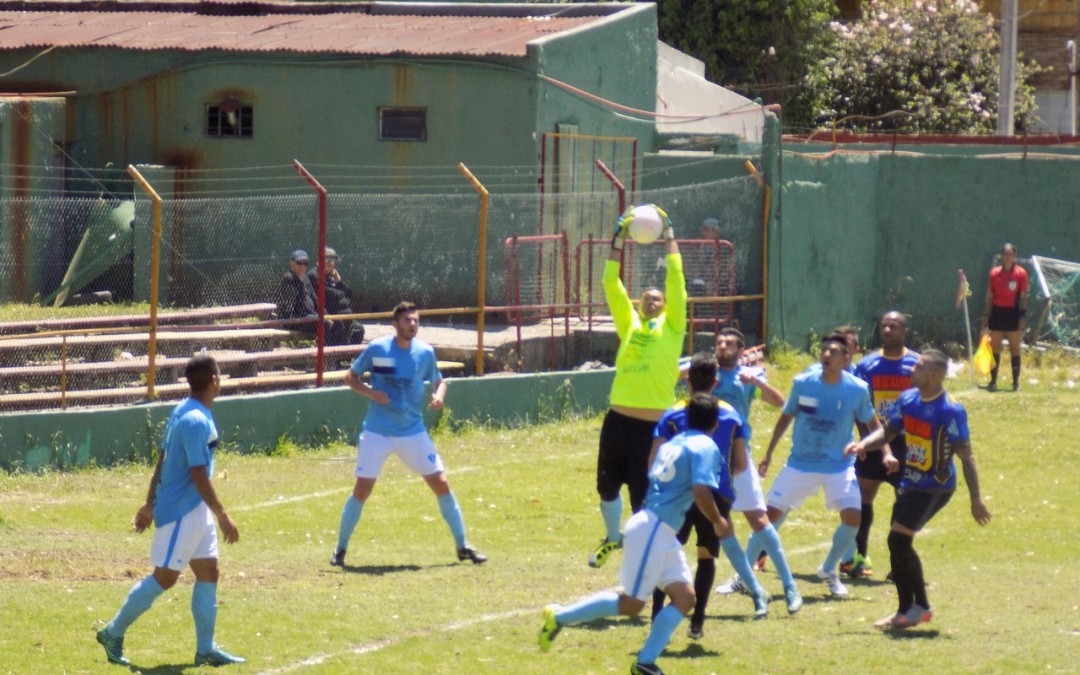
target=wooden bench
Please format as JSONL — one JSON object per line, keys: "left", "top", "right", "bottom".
{"left": 0, "top": 361, "right": 467, "bottom": 411}
{"left": 0, "top": 328, "right": 296, "bottom": 364}
{"left": 0, "top": 303, "right": 277, "bottom": 336}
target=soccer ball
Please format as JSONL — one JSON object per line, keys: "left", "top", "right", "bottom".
{"left": 627, "top": 205, "right": 666, "bottom": 245}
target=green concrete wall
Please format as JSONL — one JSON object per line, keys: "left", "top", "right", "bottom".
{"left": 769, "top": 149, "right": 1080, "bottom": 348}
{"left": 0, "top": 369, "right": 615, "bottom": 472}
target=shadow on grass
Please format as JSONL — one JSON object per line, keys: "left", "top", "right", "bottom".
{"left": 884, "top": 627, "right": 943, "bottom": 640}
{"left": 126, "top": 662, "right": 189, "bottom": 674}
{"left": 666, "top": 641, "right": 724, "bottom": 659}
{"left": 339, "top": 563, "right": 424, "bottom": 575}
{"left": 576, "top": 616, "right": 649, "bottom": 631}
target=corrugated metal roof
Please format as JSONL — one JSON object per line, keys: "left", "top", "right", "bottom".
{"left": 0, "top": 5, "right": 603, "bottom": 57}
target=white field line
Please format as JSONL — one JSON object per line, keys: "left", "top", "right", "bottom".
{"left": 233, "top": 450, "right": 594, "bottom": 512}
{"left": 259, "top": 608, "right": 532, "bottom": 674}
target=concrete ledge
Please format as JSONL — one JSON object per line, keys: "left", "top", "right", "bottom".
{"left": 0, "top": 368, "right": 615, "bottom": 471}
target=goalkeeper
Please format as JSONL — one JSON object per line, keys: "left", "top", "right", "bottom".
{"left": 589, "top": 206, "right": 686, "bottom": 568}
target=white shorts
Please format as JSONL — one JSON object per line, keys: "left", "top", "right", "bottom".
{"left": 731, "top": 449, "right": 767, "bottom": 512}
{"left": 150, "top": 502, "right": 218, "bottom": 571}
{"left": 617, "top": 510, "right": 692, "bottom": 602}
{"left": 766, "top": 465, "right": 861, "bottom": 512}
{"left": 355, "top": 430, "right": 445, "bottom": 479}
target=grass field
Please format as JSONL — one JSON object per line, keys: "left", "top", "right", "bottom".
{"left": 2, "top": 353, "right": 1079, "bottom": 674}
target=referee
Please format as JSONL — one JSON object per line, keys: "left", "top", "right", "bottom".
{"left": 981, "top": 243, "right": 1028, "bottom": 392}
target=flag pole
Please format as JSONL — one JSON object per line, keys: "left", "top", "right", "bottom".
{"left": 958, "top": 269, "right": 975, "bottom": 383}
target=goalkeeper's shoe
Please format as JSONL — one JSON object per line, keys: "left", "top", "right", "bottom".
{"left": 96, "top": 627, "right": 130, "bottom": 666}
{"left": 588, "top": 538, "right": 622, "bottom": 568}
{"left": 457, "top": 546, "right": 488, "bottom": 565}
{"left": 194, "top": 646, "right": 246, "bottom": 667}
{"left": 538, "top": 606, "right": 561, "bottom": 652}
{"left": 848, "top": 553, "right": 873, "bottom": 579}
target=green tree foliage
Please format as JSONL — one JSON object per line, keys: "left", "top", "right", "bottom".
{"left": 656, "top": 0, "right": 840, "bottom": 129}
{"left": 803, "top": 0, "right": 1042, "bottom": 133}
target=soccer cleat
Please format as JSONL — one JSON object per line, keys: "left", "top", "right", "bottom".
{"left": 1012, "top": 381, "right": 1021, "bottom": 392}
{"left": 839, "top": 559, "right": 854, "bottom": 576}
{"left": 874, "top": 612, "right": 904, "bottom": 629}
{"left": 194, "top": 646, "right": 247, "bottom": 667}
{"left": 538, "top": 606, "right": 561, "bottom": 652}
{"left": 816, "top": 566, "right": 849, "bottom": 597}
{"left": 588, "top": 538, "right": 622, "bottom": 568}
{"left": 715, "top": 573, "right": 747, "bottom": 595}
{"left": 753, "top": 552, "right": 768, "bottom": 573}
{"left": 752, "top": 588, "right": 770, "bottom": 620}
{"left": 457, "top": 546, "right": 488, "bottom": 565}
{"left": 849, "top": 553, "right": 873, "bottom": 579}
{"left": 330, "top": 548, "right": 346, "bottom": 567}
{"left": 630, "top": 661, "right": 665, "bottom": 675}
{"left": 987, "top": 381, "right": 997, "bottom": 392}
{"left": 785, "top": 586, "right": 803, "bottom": 615}
{"left": 96, "top": 627, "right": 130, "bottom": 666}
{"left": 687, "top": 623, "right": 704, "bottom": 640}
{"left": 896, "top": 605, "right": 933, "bottom": 628}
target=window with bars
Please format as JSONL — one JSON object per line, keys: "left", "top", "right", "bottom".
{"left": 379, "top": 107, "right": 427, "bottom": 141}
{"left": 206, "top": 103, "right": 253, "bottom": 138}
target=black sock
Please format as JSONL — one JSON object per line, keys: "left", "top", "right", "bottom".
{"left": 651, "top": 587, "right": 666, "bottom": 621}
{"left": 691, "top": 558, "right": 716, "bottom": 626}
{"left": 990, "top": 352, "right": 1001, "bottom": 384}
{"left": 888, "top": 530, "right": 916, "bottom": 614}
{"left": 910, "top": 546, "right": 928, "bottom": 609}
{"left": 1011, "top": 355, "right": 1021, "bottom": 385}
{"left": 856, "top": 502, "right": 874, "bottom": 557}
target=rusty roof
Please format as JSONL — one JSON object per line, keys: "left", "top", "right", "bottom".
{"left": 0, "top": 2, "right": 614, "bottom": 57}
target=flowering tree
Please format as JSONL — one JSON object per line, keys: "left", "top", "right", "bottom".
{"left": 803, "top": 0, "right": 1041, "bottom": 133}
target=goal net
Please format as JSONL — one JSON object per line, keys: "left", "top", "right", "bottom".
{"left": 1031, "top": 255, "right": 1080, "bottom": 349}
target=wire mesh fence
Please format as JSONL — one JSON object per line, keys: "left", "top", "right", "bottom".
{"left": 0, "top": 161, "right": 766, "bottom": 410}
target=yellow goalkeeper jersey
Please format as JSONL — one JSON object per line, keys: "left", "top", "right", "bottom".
{"left": 603, "top": 253, "right": 687, "bottom": 411}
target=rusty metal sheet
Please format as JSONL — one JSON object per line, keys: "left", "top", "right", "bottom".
{"left": 0, "top": 8, "right": 599, "bottom": 57}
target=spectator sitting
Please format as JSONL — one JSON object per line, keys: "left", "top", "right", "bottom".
{"left": 272, "top": 249, "right": 321, "bottom": 337}
{"left": 309, "top": 247, "right": 365, "bottom": 346}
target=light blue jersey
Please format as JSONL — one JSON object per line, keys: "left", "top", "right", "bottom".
{"left": 712, "top": 365, "right": 764, "bottom": 440}
{"left": 782, "top": 369, "right": 874, "bottom": 474}
{"left": 154, "top": 398, "right": 217, "bottom": 526}
{"left": 351, "top": 335, "right": 442, "bottom": 437}
{"left": 644, "top": 430, "right": 721, "bottom": 529}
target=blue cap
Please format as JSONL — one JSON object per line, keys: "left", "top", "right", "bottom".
{"left": 291, "top": 249, "right": 309, "bottom": 263}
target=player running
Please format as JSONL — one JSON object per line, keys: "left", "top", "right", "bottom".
{"left": 541, "top": 393, "right": 726, "bottom": 675}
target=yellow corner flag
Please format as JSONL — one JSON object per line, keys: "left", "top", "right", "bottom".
{"left": 955, "top": 269, "right": 972, "bottom": 310}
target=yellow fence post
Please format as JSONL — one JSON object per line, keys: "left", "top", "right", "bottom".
{"left": 457, "top": 163, "right": 488, "bottom": 375}
{"left": 127, "top": 165, "right": 163, "bottom": 401}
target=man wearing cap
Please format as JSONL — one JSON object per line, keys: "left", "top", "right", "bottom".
{"left": 272, "top": 249, "right": 321, "bottom": 337}
{"left": 309, "top": 247, "right": 365, "bottom": 346}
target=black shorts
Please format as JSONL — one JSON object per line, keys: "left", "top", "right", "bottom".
{"left": 597, "top": 409, "right": 657, "bottom": 511}
{"left": 891, "top": 488, "right": 953, "bottom": 532}
{"left": 676, "top": 492, "right": 732, "bottom": 558}
{"left": 988, "top": 305, "right": 1022, "bottom": 332}
{"left": 855, "top": 435, "right": 907, "bottom": 486}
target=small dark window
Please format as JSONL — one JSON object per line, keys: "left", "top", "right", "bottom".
{"left": 379, "top": 107, "right": 427, "bottom": 141}
{"left": 206, "top": 103, "right": 253, "bottom": 138}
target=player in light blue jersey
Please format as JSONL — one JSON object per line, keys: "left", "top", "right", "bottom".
{"left": 847, "top": 350, "right": 991, "bottom": 629}
{"left": 331, "top": 302, "right": 485, "bottom": 567}
{"left": 96, "top": 355, "right": 245, "bottom": 668}
{"left": 752, "top": 333, "right": 880, "bottom": 599}
{"left": 709, "top": 328, "right": 802, "bottom": 614}
{"left": 540, "top": 394, "right": 725, "bottom": 675}
{"left": 650, "top": 352, "right": 769, "bottom": 635}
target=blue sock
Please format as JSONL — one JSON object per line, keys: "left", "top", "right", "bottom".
{"left": 638, "top": 604, "right": 683, "bottom": 665}
{"left": 556, "top": 590, "right": 619, "bottom": 625}
{"left": 721, "top": 536, "right": 763, "bottom": 596}
{"left": 437, "top": 492, "right": 467, "bottom": 549}
{"left": 337, "top": 496, "right": 365, "bottom": 552}
{"left": 823, "top": 523, "right": 859, "bottom": 573}
{"left": 843, "top": 540, "right": 857, "bottom": 563}
{"left": 107, "top": 575, "right": 165, "bottom": 637}
{"left": 191, "top": 581, "right": 217, "bottom": 655}
{"left": 600, "top": 496, "right": 623, "bottom": 543}
{"left": 756, "top": 523, "right": 797, "bottom": 591}
{"left": 745, "top": 510, "right": 786, "bottom": 565}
